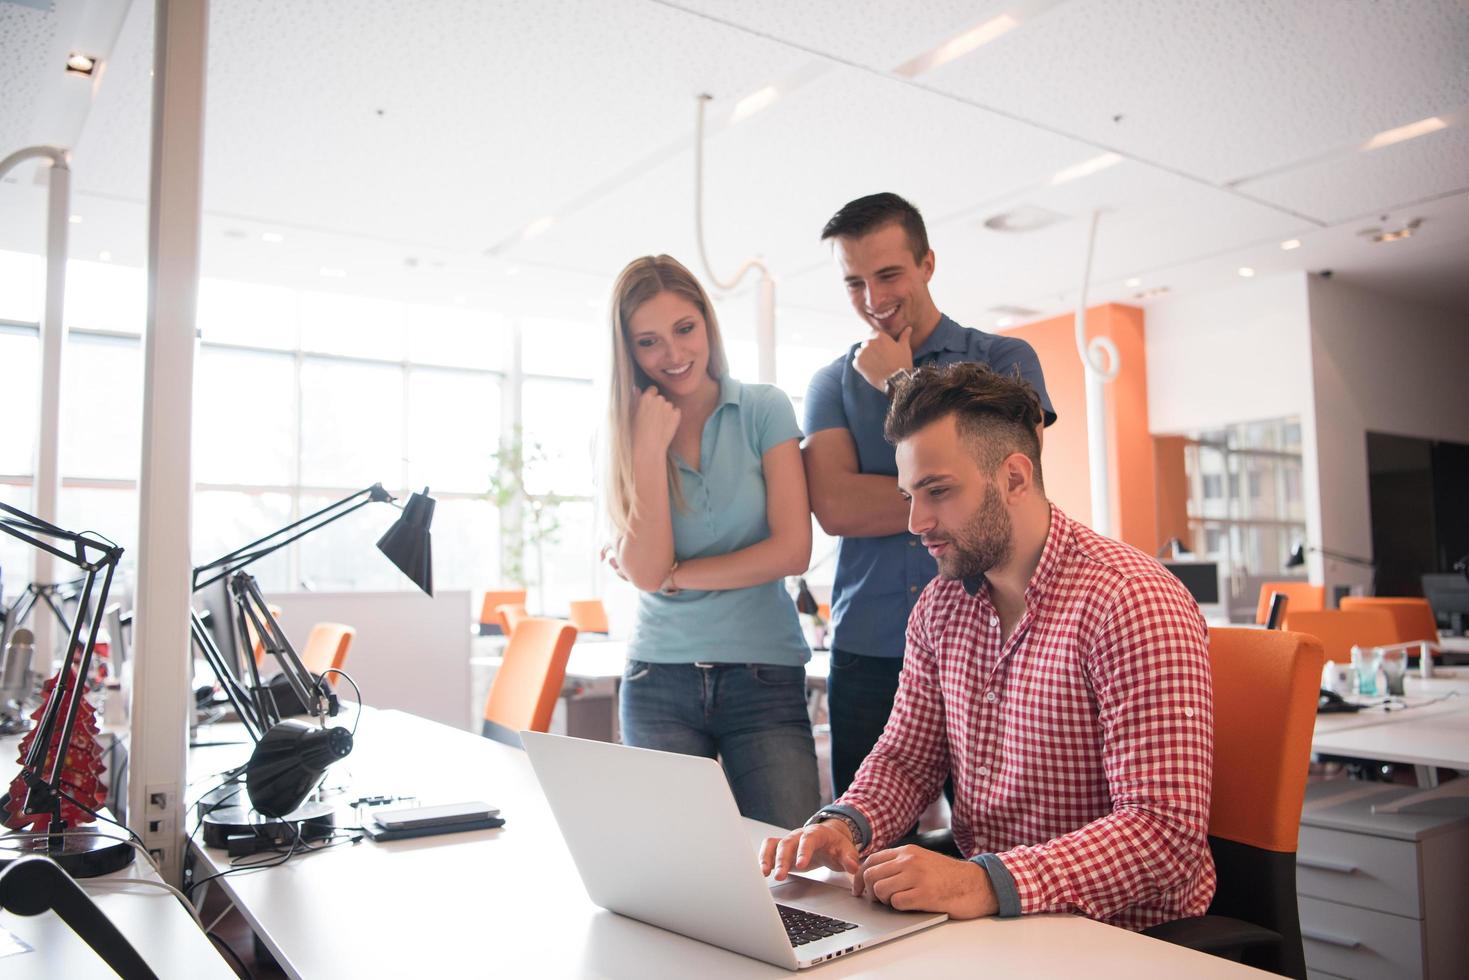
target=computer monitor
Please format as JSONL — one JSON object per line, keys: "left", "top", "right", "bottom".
{"left": 1162, "top": 560, "right": 1221, "bottom": 605}
{"left": 1422, "top": 573, "right": 1469, "bottom": 636}
{"left": 197, "top": 577, "right": 244, "bottom": 684}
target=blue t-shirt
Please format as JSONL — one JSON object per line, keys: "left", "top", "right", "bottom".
{"left": 802, "top": 314, "right": 1056, "bottom": 659}
{"left": 628, "top": 376, "right": 811, "bottom": 666}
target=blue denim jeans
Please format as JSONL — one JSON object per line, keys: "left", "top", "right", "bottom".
{"left": 619, "top": 660, "right": 820, "bottom": 830}
{"left": 827, "top": 648, "right": 905, "bottom": 799}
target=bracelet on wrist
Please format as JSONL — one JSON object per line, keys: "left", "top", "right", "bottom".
{"left": 658, "top": 560, "right": 681, "bottom": 595}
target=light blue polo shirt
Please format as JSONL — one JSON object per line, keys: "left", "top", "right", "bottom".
{"left": 627, "top": 376, "right": 811, "bottom": 666}
{"left": 802, "top": 315, "right": 1055, "bottom": 659}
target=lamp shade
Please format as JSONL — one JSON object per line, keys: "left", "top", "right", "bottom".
{"left": 1286, "top": 544, "right": 1306, "bottom": 568}
{"left": 377, "top": 487, "right": 435, "bottom": 596}
{"left": 246, "top": 720, "right": 353, "bottom": 818}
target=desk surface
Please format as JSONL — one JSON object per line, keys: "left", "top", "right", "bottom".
{"left": 189, "top": 708, "right": 1262, "bottom": 978}
{"left": 1311, "top": 669, "right": 1469, "bottom": 770}
{"left": 0, "top": 740, "right": 231, "bottom": 979}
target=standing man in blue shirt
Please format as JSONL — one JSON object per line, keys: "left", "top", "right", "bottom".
{"left": 802, "top": 192, "right": 1057, "bottom": 799}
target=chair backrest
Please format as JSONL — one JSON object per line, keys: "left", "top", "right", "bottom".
{"left": 299, "top": 622, "right": 355, "bottom": 676}
{"left": 567, "top": 599, "right": 609, "bottom": 634}
{"left": 1338, "top": 597, "right": 1440, "bottom": 645}
{"left": 479, "top": 589, "right": 528, "bottom": 633}
{"left": 1206, "top": 626, "right": 1325, "bottom": 979}
{"left": 1281, "top": 608, "right": 1398, "bottom": 664}
{"left": 482, "top": 617, "right": 577, "bottom": 745}
{"left": 495, "top": 603, "right": 529, "bottom": 637}
{"left": 1255, "top": 582, "right": 1323, "bottom": 625}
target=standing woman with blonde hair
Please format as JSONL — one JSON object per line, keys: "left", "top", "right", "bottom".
{"left": 604, "top": 254, "right": 819, "bottom": 829}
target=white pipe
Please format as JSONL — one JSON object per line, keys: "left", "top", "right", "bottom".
{"left": 0, "top": 146, "right": 70, "bottom": 661}
{"left": 1074, "top": 211, "right": 1119, "bottom": 537}
{"left": 693, "top": 95, "right": 777, "bottom": 383}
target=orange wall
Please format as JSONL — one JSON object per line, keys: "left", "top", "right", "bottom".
{"left": 1005, "top": 303, "right": 1160, "bottom": 555}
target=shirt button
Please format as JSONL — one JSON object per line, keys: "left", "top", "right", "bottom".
{"left": 977, "top": 766, "right": 990, "bottom": 777}
{"left": 989, "top": 615, "right": 998, "bottom": 626}
{"left": 985, "top": 691, "right": 997, "bottom": 703}
{"left": 1184, "top": 707, "right": 1195, "bottom": 719}
{"left": 909, "top": 540, "right": 916, "bottom": 547}
{"left": 909, "top": 585, "right": 918, "bottom": 593}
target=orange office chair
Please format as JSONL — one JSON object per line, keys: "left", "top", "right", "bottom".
{"left": 298, "top": 622, "right": 355, "bottom": 677}
{"left": 567, "top": 599, "right": 609, "bottom": 635}
{"left": 1143, "top": 627, "right": 1325, "bottom": 978}
{"left": 1281, "top": 609, "right": 1398, "bottom": 664}
{"left": 1337, "top": 597, "right": 1439, "bottom": 645}
{"left": 1255, "top": 582, "right": 1324, "bottom": 625}
{"left": 495, "top": 603, "right": 529, "bottom": 638}
{"left": 482, "top": 617, "right": 577, "bottom": 747}
{"left": 478, "top": 589, "right": 528, "bottom": 635}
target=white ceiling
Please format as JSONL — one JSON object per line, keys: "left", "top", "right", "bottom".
{"left": 1, "top": 0, "right": 1467, "bottom": 344}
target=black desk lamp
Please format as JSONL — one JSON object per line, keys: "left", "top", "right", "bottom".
{"left": 0, "top": 854, "right": 156, "bottom": 978}
{"left": 190, "top": 484, "right": 434, "bottom": 839}
{"left": 0, "top": 502, "right": 131, "bottom": 877}
{"left": 1286, "top": 544, "right": 1374, "bottom": 570}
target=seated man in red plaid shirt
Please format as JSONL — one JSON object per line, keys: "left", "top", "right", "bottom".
{"left": 761, "top": 362, "right": 1215, "bottom": 931}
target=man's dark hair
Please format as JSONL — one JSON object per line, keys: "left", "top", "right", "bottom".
{"left": 884, "top": 362, "right": 1045, "bottom": 488}
{"left": 820, "top": 192, "right": 930, "bottom": 265}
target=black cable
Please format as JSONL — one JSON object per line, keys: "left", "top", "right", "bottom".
{"left": 206, "top": 930, "right": 255, "bottom": 980}
{"left": 319, "top": 667, "right": 363, "bottom": 735}
{"left": 186, "top": 821, "right": 301, "bottom": 900}
{"left": 55, "top": 786, "right": 146, "bottom": 848}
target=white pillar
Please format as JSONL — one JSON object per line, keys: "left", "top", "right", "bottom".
{"left": 35, "top": 157, "right": 69, "bottom": 662}
{"left": 128, "top": 0, "right": 208, "bottom": 884}
{"left": 755, "top": 275, "right": 776, "bottom": 385}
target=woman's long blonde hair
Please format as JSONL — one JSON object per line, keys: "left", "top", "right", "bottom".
{"left": 605, "top": 255, "right": 729, "bottom": 537}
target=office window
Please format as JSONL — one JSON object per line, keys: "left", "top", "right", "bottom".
{"left": 192, "top": 490, "right": 294, "bottom": 593}
{"left": 299, "top": 291, "right": 405, "bottom": 361}
{"left": 0, "top": 484, "right": 34, "bottom": 588}
{"left": 521, "top": 316, "right": 601, "bottom": 380}
{"left": 0, "top": 331, "right": 39, "bottom": 475}
{"left": 521, "top": 378, "right": 596, "bottom": 498}
{"left": 0, "top": 251, "right": 44, "bottom": 323}
{"left": 194, "top": 347, "right": 297, "bottom": 487}
{"left": 197, "top": 278, "right": 299, "bottom": 350}
{"left": 59, "top": 486, "right": 139, "bottom": 578}
{"left": 428, "top": 497, "right": 500, "bottom": 595}
{"left": 65, "top": 261, "right": 146, "bottom": 336}
{"left": 406, "top": 305, "right": 508, "bottom": 371}
{"left": 529, "top": 499, "right": 596, "bottom": 611}
{"left": 299, "top": 358, "right": 405, "bottom": 489}
{"left": 405, "top": 367, "right": 499, "bottom": 494}
{"left": 296, "top": 492, "right": 405, "bottom": 592}
{"left": 60, "top": 334, "right": 143, "bottom": 481}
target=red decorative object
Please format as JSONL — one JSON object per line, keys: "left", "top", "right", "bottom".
{"left": 3, "top": 673, "right": 107, "bottom": 831}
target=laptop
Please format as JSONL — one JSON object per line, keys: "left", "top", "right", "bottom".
{"left": 521, "top": 731, "right": 947, "bottom": 970}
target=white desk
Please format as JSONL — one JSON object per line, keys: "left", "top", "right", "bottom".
{"left": 1311, "top": 670, "right": 1469, "bottom": 778}
{"left": 187, "top": 708, "right": 1264, "bottom": 978}
{"left": 1, "top": 741, "right": 232, "bottom": 978}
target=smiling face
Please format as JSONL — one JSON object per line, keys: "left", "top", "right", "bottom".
{"left": 626, "top": 290, "right": 714, "bottom": 399}
{"left": 896, "top": 414, "right": 1014, "bottom": 580}
{"left": 832, "top": 221, "right": 940, "bottom": 342}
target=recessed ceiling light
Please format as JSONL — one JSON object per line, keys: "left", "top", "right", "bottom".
{"left": 1124, "top": 277, "right": 1141, "bottom": 288}
{"left": 65, "top": 52, "right": 98, "bottom": 76}
{"left": 261, "top": 232, "right": 284, "bottom": 244}
{"left": 982, "top": 205, "right": 1064, "bottom": 233}
{"left": 1049, "top": 152, "right": 1122, "bottom": 186}
{"left": 453, "top": 295, "right": 466, "bottom": 305}
{"left": 996, "top": 316, "right": 1016, "bottom": 328}
{"left": 894, "top": 14, "right": 1019, "bottom": 77}
{"left": 1135, "top": 286, "right": 1171, "bottom": 299}
{"left": 1362, "top": 116, "right": 1447, "bottom": 152}
{"left": 1358, "top": 217, "right": 1423, "bottom": 244}
{"left": 98, "top": 250, "right": 111, "bottom": 262}
{"left": 1237, "top": 267, "right": 1255, "bottom": 278}
{"left": 319, "top": 267, "right": 347, "bottom": 278}
{"left": 506, "top": 266, "right": 521, "bottom": 277}
{"left": 522, "top": 216, "right": 555, "bottom": 240}
{"left": 1280, "top": 239, "right": 1301, "bottom": 251}
{"left": 731, "top": 85, "right": 779, "bottom": 123}
{"left": 68, "top": 214, "right": 82, "bottom": 224}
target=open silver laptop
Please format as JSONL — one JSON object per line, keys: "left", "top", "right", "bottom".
{"left": 521, "top": 731, "right": 946, "bottom": 970}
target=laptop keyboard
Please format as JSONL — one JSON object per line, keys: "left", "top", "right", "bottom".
{"left": 776, "top": 903, "right": 860, "bottom": 947}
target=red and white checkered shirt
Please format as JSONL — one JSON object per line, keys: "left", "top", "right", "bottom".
{"left": 839, "top": 505, "right": 1216, "bottom": 931}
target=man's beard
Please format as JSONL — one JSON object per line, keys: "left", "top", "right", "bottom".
{"left": 932, "top": 482, "right": 1013, "bottom": 581}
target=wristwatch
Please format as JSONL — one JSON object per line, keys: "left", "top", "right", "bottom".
{"left": 805, "top": 811, "right": 862, "bottom": 849}
{"left": 883, "top": 367, "right": 912, "bottom": 398}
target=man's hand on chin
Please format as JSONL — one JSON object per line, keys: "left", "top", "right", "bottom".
{"left": 856, "top": 845, "right": 1000, "bottom": 920}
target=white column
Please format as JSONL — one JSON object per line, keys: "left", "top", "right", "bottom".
{"left": 755, "top": 275, "right": 776, "bottom": 385}
{"left": 35, "top": 156, "right": 69, "bottom": 662}
{"left": 128, "top": 0, "right": 208, "bottom": 884}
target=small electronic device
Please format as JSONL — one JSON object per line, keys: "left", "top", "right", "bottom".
{"left": 1317, "top": 689, "right": 1362, "bottom": 714}
{"left": 363, "top": 800, "right": 504, "bottom": 841}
